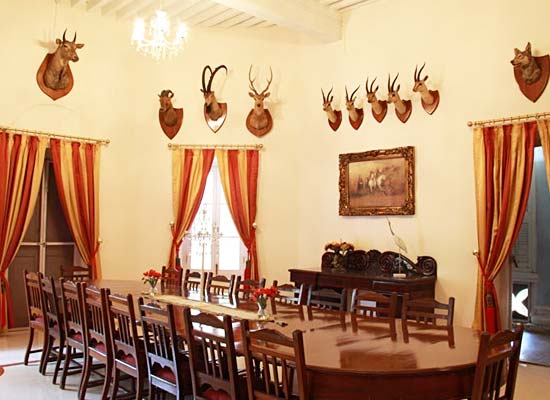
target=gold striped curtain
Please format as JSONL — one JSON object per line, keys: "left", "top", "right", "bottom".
{"left": 170, "top": 148, "right": 215, "bottom": 268}
{"left": 216, "top": 149, "right": 259, "bottom": 280}
{"left": 473, "top": 122, "right": 536, "bottom": 332}
{"left": 0, "top": 132, "right": 46, "bottom": 331}
{"left": 537, "top": 119, "right": 550, "bottom": 190}
{"left": 50, "top": 139, "right": 102, "bottom": 279}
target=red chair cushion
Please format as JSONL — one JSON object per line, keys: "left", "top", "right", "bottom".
{"left": 204, "top": 388, "right": 231, "bottom": 400}
{"left": 69, "top": 332, "right": 83, "bottom": 343}
{"left": 119, "top": 353, "right": 136, "bottom": 367}
{"left": 92, "top": 342, "right": 107, "bottom": 354}
{"left": 155, "top": 367, "right": 176, "bottom": 383}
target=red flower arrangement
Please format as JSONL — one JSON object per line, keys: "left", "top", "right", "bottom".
{"left": 142, "top": 268, "right": 162, "bottom": 288}
{"left": 252, "top": 286, "right": 278, "bottom": 310}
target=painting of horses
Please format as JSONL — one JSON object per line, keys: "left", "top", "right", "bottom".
{"left": 339, "top": 147, "right": 415, "bottom": 216}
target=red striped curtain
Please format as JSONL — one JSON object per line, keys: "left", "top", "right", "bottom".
{"left": 50, "top": 139, "right": 102, "bottom": 279}
{"left": 170, "top": 148, "right": 215, "bottom": 268}
{"left": 216, "top": 149, "right": 259, "bottom": 280}
{"left": 473, "top": 122, "right": 536, "bottom": 333}
{"left": 0, "top": 132, "right": 46, "bottom": 331}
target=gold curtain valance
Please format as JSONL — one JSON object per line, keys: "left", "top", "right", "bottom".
{"left": 0, "top": 125, "right": 110, "bottom": 145}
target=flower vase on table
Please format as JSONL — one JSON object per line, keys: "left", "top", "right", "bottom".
{"left": 324, "top": 241, "right": 354, "bottom": 271}
{"left": 252, "top": 286, "right": 278, "bottom": 321}
{"left": 142, "top": 268, "right": 162, "bottom": 296}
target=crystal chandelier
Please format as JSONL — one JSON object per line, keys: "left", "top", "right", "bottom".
{"left": 131, "top": 10, "right": 188, "bottom": 61}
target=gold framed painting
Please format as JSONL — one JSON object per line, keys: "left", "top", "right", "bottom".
{"left": 339, "top": 146, "right": 415, "bottom": 216}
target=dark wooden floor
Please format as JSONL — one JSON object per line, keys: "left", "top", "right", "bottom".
{"left": 520, "top": 327, "right": 550, "bottom": 366}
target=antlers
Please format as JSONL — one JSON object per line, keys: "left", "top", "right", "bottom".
{"left": 249, "top": 65, "right": 273, "bottom": 96}
{"left": 366, "top": 77, "right": 378, "bottom": 94}
{"left": 158, "top": 89, "right": 174, "bottom": 98}
{"left": 61, "top": 29, "right": 77, "bottom": 43}
{"left": 414, "top": 62, "right": 428, "bottom": 83}
{"left": 201, "top": 65, "right": 227, "bottom": 93}
{"left": 345, "top": 85, "right": 360, "bottom": 102}
{"left": 387, "top": 73, "right": 401, "bottom": 93}
{"left": 321, "top": 87, "right": 334, "bottom": 103}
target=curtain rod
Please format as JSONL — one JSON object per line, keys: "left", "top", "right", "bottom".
{"left": 168, "top": 143, "right": 263, "bottom": 150}
{"left": 467, "top": 111, "right": 550, "bottom": 128}
{"left": 0, "top": 125, "right": 110, "bottom": 145}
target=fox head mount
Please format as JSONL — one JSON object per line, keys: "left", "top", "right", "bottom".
{"left": 36, "top": 29, "right": 84, "bottom": 100}
{"left": 511, "top": 42, "right": 549, "bottom": 102}
{"left": 201, "top": 65, "right": 228, "bottom": 132}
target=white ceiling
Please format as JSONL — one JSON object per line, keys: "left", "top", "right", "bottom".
{"left": 68, "top": 0, "right": 375, "bottom": 42}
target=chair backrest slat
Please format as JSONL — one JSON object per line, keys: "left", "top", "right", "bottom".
{"left": 272, "top": 281, "right": 305, "bottom": 306}
{"left": 161, "top": 266, "right": 183, "bottom": 290}
{"left": 206, "top": 273, "right": 236, "bottom": 296}
{"left": 183, "top": 269, "right": 204, "bottom": 292}
{"left": 24, "top": 270, "right": 44, "bottom": 325}
{"left": 83, "top": 286, "right": 112, "bottom": 357}
{"left": 40, "top": 275, "right": 63, "bottom": 333}
{"left": 60, "top": 280, "right": 86, "bottom": 346}
{"left": 307, "top": 287, "right": 347, "bottom": 311}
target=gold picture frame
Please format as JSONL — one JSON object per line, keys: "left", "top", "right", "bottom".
{"left": 339, "top": 146, "right": 415, "bottom": 216}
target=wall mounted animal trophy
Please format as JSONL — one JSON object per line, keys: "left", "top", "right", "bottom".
{"left": 366, "top": 77, "right": 388, "bottom": 123}
{"left": 36, "top": 29, "right": 84, "bottom": 101}
{"left": 345, "top": 85, "right": 364, "bottom": 130}
{"left": 158, "top": 90, "right": 183, "bottom": 140}
{"left": 387, "top": 74, "right": 412, "bottom": 123}
{"left": 201, "top": 65, "right": 228, "bottom": 132}
{"left": 413, "top": 63, "right": 440, "bottom": 114}
{"left": 321, "top": 87, "right": 342, "bottom": 131}
{"left": 511, "top": 42, "right": 549, "bottom": 103}
{"left": 246, "top": 65, "right": 273, "bottom": 137}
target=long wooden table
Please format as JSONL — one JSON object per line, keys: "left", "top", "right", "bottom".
{"left": 95, "top": 280, "right": 480, "bottom": 400}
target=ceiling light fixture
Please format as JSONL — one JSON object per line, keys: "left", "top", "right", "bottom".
{"left": 131, "top": 10, "right": 188, "bottom": 61}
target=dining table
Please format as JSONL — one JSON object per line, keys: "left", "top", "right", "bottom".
{"left": 94, "top": 279, "right": 480, "bottom": 400}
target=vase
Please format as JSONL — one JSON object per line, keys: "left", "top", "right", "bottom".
{"left": 332, "top": 253, "right": 346, "bottom": 271}
{"left": 257, "top": 302, "right": 270, "bottom": 321}
{"left": 148, "top": 282, "right": 159, "bottom": 296}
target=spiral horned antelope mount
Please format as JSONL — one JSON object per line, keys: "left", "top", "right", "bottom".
{"left": 36, "top": 29, "right": 84, "bottom": 101}
{"left": 366, "top": 77, "right": 388, "bottom": 123}
{"left": 345, "top": 85, "right": 364, "bottom": 130}
{"left": 201, "top": 65, "right": 228, "bottom": 133}
{"left": 321, "top": 87, "right": 342, "bottom": 131}
{"left": 246, "top": 65, "right": 273, "bottom": 137}
{"left": 413, "top": 63, "right": 440, "bottom": 114}
{"left": 387, "top": 74, "right": 412, "bottom": 123}
{"left": 158, "top": 90, "right": 183, "bottom": 140}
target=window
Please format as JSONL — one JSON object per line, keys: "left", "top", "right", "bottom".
{"left": 180, "top": 161, "right": 247, "bottom": 275}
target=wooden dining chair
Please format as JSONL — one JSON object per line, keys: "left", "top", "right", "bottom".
{"left": 183, "top": 309, "right": 242, "bottom": 400}
{"left": 234, "top": 276, "right": 266, "bottom": 300}
{"left": 401, "top": 294, "right": 455, "bottom": 337}
{"left": 350, "top": 289, "right": 398, "bottom": 338}
{"left": 138, "top": 298, "right": 192, "bottom": 400}
{"left": 161, "top": 265, "right": 183, "bottom": 290}
{"left": 80, "top": 285, "right": 113, "bottom": 400}
{"left": 61, "top": 265, "right": 92, "bottom": 282}
{"left": 59, "top": 280, "right": 86, "bottom": 391}
{"left": 23, "top": 270, "right": 47, "bottom": 370}
{"left": 183, "top": 269, "right": 204, "bottom": 292}
{"left": 471, "top": 325, "right": 524, "bottom": 400}
{"left": 206, "top": 273, "right": 236, "bottom": 296}
{"left": 272, "top": 281, "right": 305, "bottom": 305}
{"left": 39, "top": 275, "right": 66, "bottom": 383}
{"left": 307, "top": 286, "right": 347, "bottom": 311}
{"left": 241, "top": 319, "right": 309, "bottom": 400}
{"left": 107, "top": 293, "right": 147, "bottom": 400}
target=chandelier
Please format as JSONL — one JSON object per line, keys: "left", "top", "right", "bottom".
{"left": 131, "top": 10, "right": 188, "bottom": 61}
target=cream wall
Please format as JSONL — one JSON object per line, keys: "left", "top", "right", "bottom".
{"left": 1, "top": 0, "right": 549, "bottom": 327}
{"left": 295, "top": 0, "right": 550, "bottom": 327}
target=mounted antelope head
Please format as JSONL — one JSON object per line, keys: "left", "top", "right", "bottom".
{"left": 387, "top": 74, "right": 412, "bottom": 123}
{"left": 365, "top": 77, "right": 388, "bottom": 123}
{"left": 158, "top": 89, "right": 183, "bottom": 139}
{"left": 201, "top": 65, "right": 228, "bottom": 132}
{"left": 413, "top": 63, "right": 440, "bottom": 114}
{"left": 246, "top": 65, "right": 273, "bottom": 137}
{"left": 321, "top": 87, "right": 342, "bottom": 131}
{"left": 37, "top": 29, "right": 84, "bottom": 100}
{"left": 345, "top": 85, "right": 364, "bottom": 130}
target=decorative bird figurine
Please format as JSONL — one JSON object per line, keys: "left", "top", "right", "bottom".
{"left": 386, "top": 218, "right": 408, "bottom": 277}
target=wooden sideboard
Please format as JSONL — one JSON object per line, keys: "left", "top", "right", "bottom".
{"left": 289, "top": 249, "right": 437, "bottom": 301}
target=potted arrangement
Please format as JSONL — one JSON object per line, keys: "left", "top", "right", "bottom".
{"left": 324, "top": 241, "right": 355, "bottom": 270}
{"left": 252, "top": 286, "right": 278, "bottom": 320}
{"left": 142, "top": 268, "right": 162, "bottom": 296}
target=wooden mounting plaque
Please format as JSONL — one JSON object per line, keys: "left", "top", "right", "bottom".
{"left": 328, "top": 110, "right": 342, "bottom": 131}
{"left": 372, "top": 101, "right": 388, "bottom": 123}
{"left": 513, "top": 55, "right": 550, "bottom": 103}
{"left": 204, "top": 103, "right": 227, "bottom": 133}
{"left": 36, "top": 53, "right": 74, "bottom": 101}
{"left": 246, "top": 109, "right": 273, "bottom": 137}
{"left": 421, "top": 90, "right": 440, "bottom": 115}
{"left": 349, "top": 108, "right": 364, "bottom": 130}
{"left": 159, "top": 108, "right": 183, "bottom": 140}
{"left": 395, "top": 100, "right": 412, "bottom": 123}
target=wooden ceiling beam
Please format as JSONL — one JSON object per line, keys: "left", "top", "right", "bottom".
{"left": 208, "top": 0, "right": 342, "bottom": 42}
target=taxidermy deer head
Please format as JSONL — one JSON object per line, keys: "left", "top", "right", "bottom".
{"left": 366, "top": 77, "right": 387, "bottom": 123}
{"left": 321, "top": 87, "right": 342, "bottom": 131}
{"left": 413, "top": 63, "right": 440, "bottom": 114}
{"left": 511, "top": 42, "right": 542, "bottom": 85}
{"left": 387, "top": 74, "right": 412, "bottom": 123}
{"left": 345, "top": 86, "right": 360, "bottom": 122}
{"left": 158, "top": 90, "right": 178, "bottom": 126}
{"left": 43, "top": 29, "right": 84, "bottom": 91}
{"left": 201, "top": 65, "right": 227, "bottom": 121}
{"left": 246, "top": 65, "right": 273, "bottom": 136}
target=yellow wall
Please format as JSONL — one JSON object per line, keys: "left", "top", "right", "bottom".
{"left": 1, "top": 0, "right": 550, "bottom": 327}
